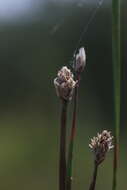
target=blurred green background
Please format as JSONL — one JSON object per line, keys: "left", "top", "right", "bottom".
{"left": 0, "top": 0, "right": 126, "bottom": 189}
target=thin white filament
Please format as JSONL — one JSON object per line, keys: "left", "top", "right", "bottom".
{"left": 73, "top": 0, "right": 105, "bottom": 58}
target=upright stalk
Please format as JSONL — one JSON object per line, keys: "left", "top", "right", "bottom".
{"left": 66, "top": 73, "right": 80, "bottom": 190}
{"left": 112, "top": 0, "right": 121, "bottom": 189}
{"left": 59, "top": 100, "right": 68, "bottom": 190}
{"left": 54, "top": 66, "right": 76, "bottom": 190}
{"left": 88, "top": 163, "right": 98, "bottom": 190}
{"left": 66, "top": 85, "right": 78, "bottom": 190}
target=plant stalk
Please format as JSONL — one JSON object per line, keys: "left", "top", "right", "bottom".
{"left": 66, "top": 73, "right": 80, "bottom": 190}
{"left": 88, "top": 162, "right": 98, "bottom": 190}
{"left": 112, "top": 0, "right": 121, "bottom": 189}
{"left": 59, "top": 99, "right": 68, "bottom": 190}
{"left": 66, "top": 86, "right": 78, "bottom": 190}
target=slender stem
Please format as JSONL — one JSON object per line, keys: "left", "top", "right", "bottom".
{"left": 66, "top": 73, "right": 81, "bottom": 190}
{"left": 113, "top": 138, "right": 119, "bottom": 190}
{"left": 66, "top": 86, "right": 78, "bottom": 190}
{"left": 89, "top": 162, "right": 98, "bottom": 190}
{"left": 59, "top": 100, "right": 68, "bottom": 190}
{"left": 112, "top": 0, "right": 121, "bottom": 189}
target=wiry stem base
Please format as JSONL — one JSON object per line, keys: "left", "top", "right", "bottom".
{"left": 59, "top": 100, "right": 68, "bottom": 190}
{"left": 89, "top": 162, "right": 98, "bottom": 190}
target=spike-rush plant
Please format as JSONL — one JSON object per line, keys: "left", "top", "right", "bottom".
{"left": 54, "top": 47, "right": 115, "bottom": 190}
{"left": 53, "top": 0, "right": 121, "bottom": 189}
{"left": 112, "top": 0, "right": 121, "bottom": 189}
{"left": 54, "top": 66, "right": 76, "bottom": 190}
{"left": 66, "top": 48, "right": 86, "bottom": 190}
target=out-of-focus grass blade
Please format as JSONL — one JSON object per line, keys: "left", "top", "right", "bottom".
{"left": 112, "top": 0, "right": 121, "bottom": 189}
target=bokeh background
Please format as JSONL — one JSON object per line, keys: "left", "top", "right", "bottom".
{"left": 0, "top": 0, "right": 126, "bottom": 189}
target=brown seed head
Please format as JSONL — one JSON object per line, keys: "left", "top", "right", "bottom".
{"left": 54, "top": 66, "right": 76, "bottom": 101}
{"left": 89, "top": 130, "right": 114, "bottom": 165}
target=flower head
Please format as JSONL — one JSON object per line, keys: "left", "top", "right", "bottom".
{"left": 74, "top": 47, "right": 86, "bottom": 74}
{"left": 89, "top": 130, "right": 114, "bottom": 165}
{"left": 54, "top": 66, "right": 76, "bottom": 101}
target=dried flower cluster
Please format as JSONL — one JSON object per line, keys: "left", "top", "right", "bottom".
{"left": 54, "top": 47, "right": 86, "bottom": 101}
{"left": 89, "top": 130, "right": 114, "bottom": 165}
{"left": 54, "top": 66, "right": 76, "bottom": 101}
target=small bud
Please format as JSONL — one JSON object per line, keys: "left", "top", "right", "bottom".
{"left": 89, "top": 130, "right": 114, "bottom": 165}
{"left": 54, "top": 66, "right": 76, "bottom": 101}
{"left": 75, "top": 47, "right": 86, "bottom": 74}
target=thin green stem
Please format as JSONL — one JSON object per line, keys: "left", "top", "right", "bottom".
{"left": 88, "top": 162, "right": 98, "bottom": 190}
{"left": 112, "top": 0, "right": 121, "bottom": 189}
{"left": 59, "top": 100, "right": 68, "bottom": 190}
{"left": 66, "top": 86, "right": 78, "bottom": 190}
{"left": 66, "top": 73, "right": 81, "bottom": 190}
